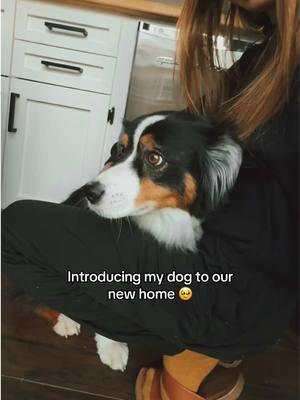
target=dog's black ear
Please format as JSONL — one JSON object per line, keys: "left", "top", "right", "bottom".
{"left": 104, "top": 142, "right": 119, "bottom": 165}
{"left": 122, "top": 119, "right": 131, "bottom": 131}
{"left": 200, "top": 134, "right": 242, "bottom": 211}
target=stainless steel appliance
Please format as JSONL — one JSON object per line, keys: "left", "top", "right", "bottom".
{"left": 125, "top": 21, "right": 184, "bottom": 120}
{"left": 125, "top": 21, "right": 256, "bottom": 120}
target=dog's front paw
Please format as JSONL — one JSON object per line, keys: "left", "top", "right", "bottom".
{"left": 95, "top": 334, "right": 129, "bottom": 372}
{"left": 53, "top": 314, "right": 81, "bottom": 338}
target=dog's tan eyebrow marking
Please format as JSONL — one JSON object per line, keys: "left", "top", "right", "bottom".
{"left": 183, "top": 174, "right": 197, "bottom": 206}
{"left": 139, "top": 133, "right": 156, "bottom": 149}
{"left": 120, "top": 133, "right": 129, "bottom": 148}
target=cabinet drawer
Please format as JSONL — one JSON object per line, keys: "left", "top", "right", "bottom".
{"left": 12, "top": 41, "right": 116, "bottom": 94}
{"left": 15, "top": 0, "right": 122, "bottom": 57}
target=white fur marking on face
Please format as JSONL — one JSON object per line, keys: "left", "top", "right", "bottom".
{"left": 95, "top": 333, "right": 129, "bottom": 372}
{"left": 89, "top": 115, "right": 166, "bottom": 218}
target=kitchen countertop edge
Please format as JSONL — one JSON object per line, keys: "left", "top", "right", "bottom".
{"left": 52, "top": 0, "right": 182, "bottom": 22}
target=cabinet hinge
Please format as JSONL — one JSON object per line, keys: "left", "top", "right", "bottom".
{"left": 107, "top": 107, "right": 115, "bottom": 125}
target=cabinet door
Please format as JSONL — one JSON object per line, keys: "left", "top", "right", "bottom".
{"left": 2, "top": 78, "right": 109, "bottom": 208}
{"left": 1, "top": 0, "right": 16, "bottom": 76}
{"left": 1, "top": 77, "right": 10, "bottom": 165}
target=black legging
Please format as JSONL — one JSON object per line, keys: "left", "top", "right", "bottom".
{"left": 2, "top": 199, "right": 296, "bottom": 360}
{"left": 2, "top": 200, "right": 196, "bottom": 354}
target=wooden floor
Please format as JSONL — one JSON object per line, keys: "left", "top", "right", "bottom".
{"left": 2, "top": 276, "right": 299, "bottom": 400}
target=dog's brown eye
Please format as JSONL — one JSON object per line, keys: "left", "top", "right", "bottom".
{"left": 146, "top": 151, "right": 163, "bottom": 166}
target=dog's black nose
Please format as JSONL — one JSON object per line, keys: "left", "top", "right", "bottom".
{"left": 85, "top": 183, "right": 104, "bottom": 204}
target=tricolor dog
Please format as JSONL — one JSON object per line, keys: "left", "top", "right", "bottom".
{"left": 38, "top": 111, "right": 242, "bottom": 371}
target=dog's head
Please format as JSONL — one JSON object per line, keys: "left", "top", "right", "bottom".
{"left": 69, "top": 112, "right": 242, "bottom": 219}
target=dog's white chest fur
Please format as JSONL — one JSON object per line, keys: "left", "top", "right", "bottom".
{"left": 132, "top": 208, "right": 203, "bottom": 252}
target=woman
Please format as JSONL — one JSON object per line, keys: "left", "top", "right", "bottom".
{"left": 2, "top": 0, "right": 299, "bottom": 399}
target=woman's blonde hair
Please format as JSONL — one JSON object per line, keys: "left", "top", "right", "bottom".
{"left": 177, "top": 0, "right": 299, "bottom": 139}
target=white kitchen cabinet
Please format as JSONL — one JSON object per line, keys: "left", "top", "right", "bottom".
{"left": 12, "top": 40, "right": 116, "bottom": 94}
{"left": 1, "top": 0, "right": 16, "bottom": 75}
{"left": 1, "top": 77, "right": 10, "bottom": 163}
{"left": 2, "top": 78, "right": 110, "bottom": 208}
{"left": 102, "top": 18, "right": 138, "bottom": 160}
{"left": 15, "top": 0, "right": 122, "bottom": 57}
{"left": 2, "top": 0, "right": 138, "bottom": 208}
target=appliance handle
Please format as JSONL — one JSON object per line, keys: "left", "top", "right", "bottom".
{"left": 156, "top": 56, "right": 177, "bottom": 66}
